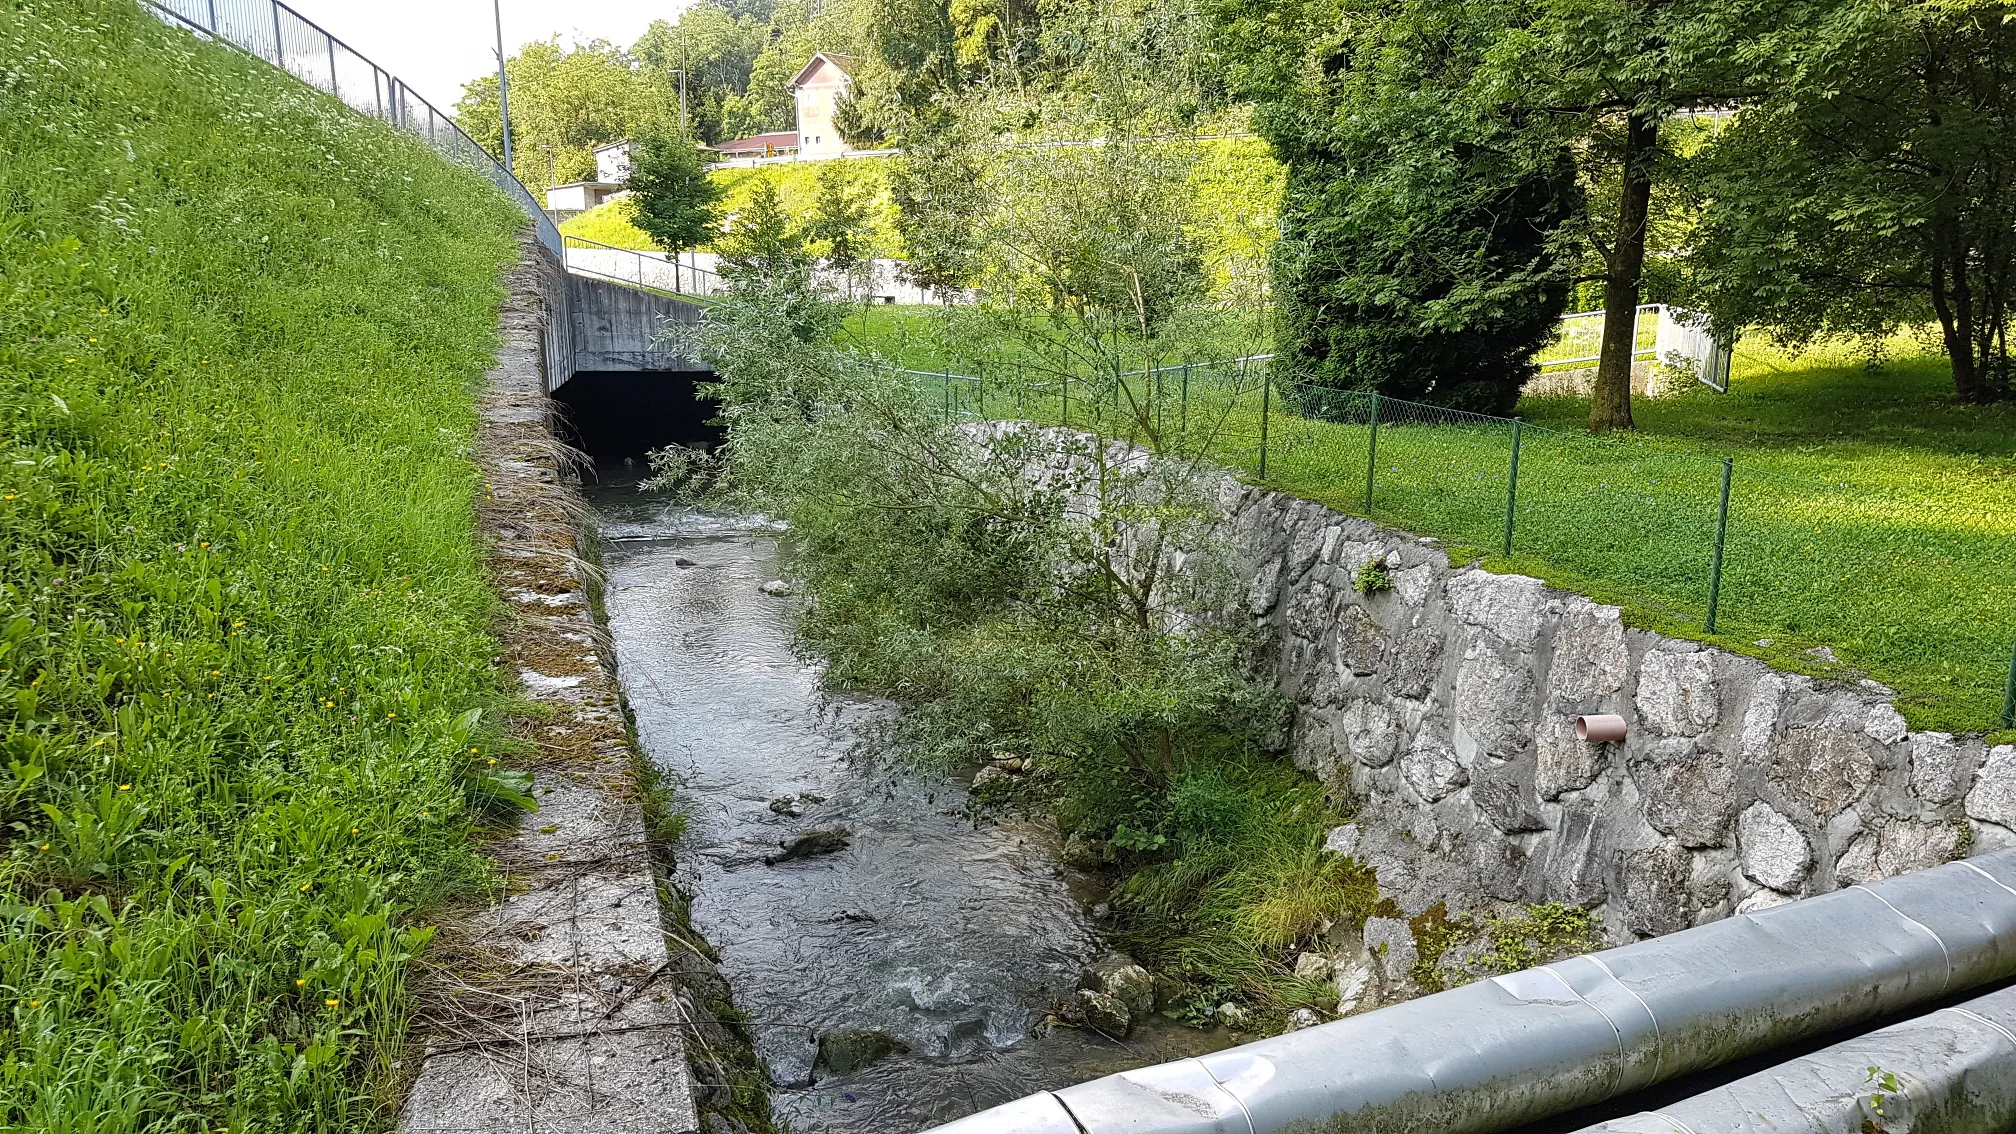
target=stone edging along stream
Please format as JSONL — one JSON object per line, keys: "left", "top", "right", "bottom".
{"left": 398, "top": 241, "right": 757, "bottom": 1134}
{"left": 1002, "top": 423, "right": 2015, "bottom": 1008}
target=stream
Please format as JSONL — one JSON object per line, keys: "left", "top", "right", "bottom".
{"left": 589, "top": 485, "right": 1228, "bottom": 1134}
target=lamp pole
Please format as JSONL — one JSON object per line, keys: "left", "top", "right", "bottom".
{"left": 492, "top": 0, "right": 513, "bottom": 172}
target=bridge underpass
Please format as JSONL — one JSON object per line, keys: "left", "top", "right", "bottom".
{"left": 543, "top": 263, "right": 722, "bottom": 464}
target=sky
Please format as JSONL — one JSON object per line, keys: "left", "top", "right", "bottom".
{"left": 285, "top": 0, "right": 690, "bottom": 111}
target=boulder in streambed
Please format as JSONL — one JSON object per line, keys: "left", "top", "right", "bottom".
{"left": 759, "top": 579, "right": 793, "bottom": 596}
{"left": 1084, "top": 952, "right": 1154, "bottom": 1018}
{"left": 768, "top": 795, "right": 803, "bottom": 817}
{"left": 1075, "top": 989, "right": 1132, "bottom": 1037}
{"left": 763, "top": 827, "right": 851, "bottom": 865}
{"left": 815, "top": 1028, "right": 905, "bottom": 1076}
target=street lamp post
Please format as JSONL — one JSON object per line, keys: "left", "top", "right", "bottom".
{"left": 492, "top": 0, "right": 513, "bottom": 172}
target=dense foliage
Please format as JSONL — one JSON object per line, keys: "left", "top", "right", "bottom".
{"left": 623, "top": 132, "right": 725, "bottom": 254}
{"left": 0, "top": 1, "right": 521, "bottom": 1125}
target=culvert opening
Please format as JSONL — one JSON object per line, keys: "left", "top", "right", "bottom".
{"left": 552, "top": 369, "right": 723, "bottom": 468}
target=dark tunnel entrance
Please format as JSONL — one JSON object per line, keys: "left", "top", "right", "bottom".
{"left": 552, "top": 370, "right": 723, "bottom": 470}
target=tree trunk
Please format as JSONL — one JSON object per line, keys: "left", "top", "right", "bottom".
{"left": 1929, "top": 217, "right": 1991, "bottom": 403}
{"left": 1590, "top": 113, "right": 1659, "bottom": 434}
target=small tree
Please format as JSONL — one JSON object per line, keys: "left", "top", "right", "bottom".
{"left": 716, "top": 181, "right": 811, "bottom": 285}
{"left": 623, "top": 133, "right": 724, "bottom": 254}
{"left": 888, "top": 126, "right": 989, "bottom": 302}
{"left": 803, "top": 163, "right": 875, "bottom": 298}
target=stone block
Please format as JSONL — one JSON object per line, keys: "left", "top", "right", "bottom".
{"left": 1540, "top": 799, "right": 1607, "bottom": 907}
{"left": 1454, "top": 635, "right": 1537, "bottom": 761}
{"left": 1401, "top": 734, "right": 1467, "bottom": 804}
{"left": 1286, "top": 580, "right": 1336, "bottom": 641}
{"left": 1966, "top": 746, "right": 2016, "bottom": 827}
{"left": 1773, "top": 720, "right": 1880, "bottom": 818}
{"left": 1911, "top": 732, "right": 1975, "bottom": 807}
{"left": 1635, "top": 648, "right": 1720, "bottom": 737}
{"left": 1548, "top": 602, "right": 1631, "bottom": 702}
{"left": 1620, "top": 842, "right": 1693, "bottom": 937}
{"left": 1536, "top": 711, "right": 1607, "bottom": 800}
{"left": 1444, "top": 571, "right": 1550, "bottom": 643}
{"left": 1629, "top": 738, "right": 1738, "bottom": 848}
{"left": 1362, "top": 917, "right": 1418, "bottom": 985}
{"left": 1471, "top": 762, "right": 1547, "bottom": 834}
{"left": 1738, "top": 802, "right": 1810, "bottom": 893}
{"left": 1341, "top": 699, "right": 1403, "bottom": 769}
{"left": 1333, "top": 604, "right": 1387, "bottom": 676}
{"left": 1386, "top": 623, "right": 1445, "bottom": 701}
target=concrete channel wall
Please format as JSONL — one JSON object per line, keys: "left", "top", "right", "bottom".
{"left": 399, "top": 241, "right": 700, "bottom": 1134}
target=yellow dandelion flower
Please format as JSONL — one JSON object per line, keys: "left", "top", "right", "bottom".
{"left": 296, "top": 979, "right": 306, "bottom": 987}
{"left": 117, "top": 784, "right": 131, "bottom": 792}
{"left": 324, "top": 998, "right": 339, "bottom": 1008}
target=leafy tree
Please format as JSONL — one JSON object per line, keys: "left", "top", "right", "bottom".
{"left": 623, "top": 134, "right": 724, "bottom": 253}
{"left": 455, "top": 39, "right": 676, "bottom": 188}
{"left": 888, "top": 126, "right": 989, "bottom": 300}
{"left": 718, "top": 181, "right": 812, "bottom": 283}
{"left": 1209, "top": 0, "right": 1581, "bottom": 415}
{"left": 804, "top": 163, "right": 875, "bottom": 295}
{"left": 1685, "top": 0, "right": 2016, "bottom": 403}
{"left": 632, "top": 7, "right": 769, "bottom": 144}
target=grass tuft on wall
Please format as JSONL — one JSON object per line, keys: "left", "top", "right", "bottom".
{"left": 0, "top": 0, "right": 521, "bottom": 1127}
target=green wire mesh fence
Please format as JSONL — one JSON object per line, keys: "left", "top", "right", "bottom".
{"left": 904, "top": 358, "right": 2016, "bottom": 733}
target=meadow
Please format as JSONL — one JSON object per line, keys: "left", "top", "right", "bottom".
{"left": 866, "top": 309, "right": 2016, "bottom": 737}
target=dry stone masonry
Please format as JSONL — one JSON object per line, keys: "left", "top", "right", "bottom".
{"left": 1221, "top": 485, "right": 2009, "bottom": 942}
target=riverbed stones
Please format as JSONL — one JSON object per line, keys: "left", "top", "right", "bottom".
{"left": 758, "top": 579, "right": 792, "bottom": 596}
{"left": 815, "top": 1029, "right": 903, "bottom": 1076}
{"left": 971, "top": 766, "right": 1014, "bottom": 791}
{"left": 1738, "top": 802, "right": 1810, "bottom": 893}
{"left": 1362, "top": 917, "right": 1418, "bottom": 985}
{"left": 1076, "top": 990, "right": 1131, "bottom": 1036}
{"left": 764, "top": 827, "right": 851, "bottom": 865}
{"left": 1061, "top": 832, "right": 1113, "bottom": 870}
{"left": 1090, "top": 953, "right": 1155, "bottom": 1018}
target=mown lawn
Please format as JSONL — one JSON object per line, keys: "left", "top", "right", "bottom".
{"left": 1, "top": 0, "right": 521, "bottom": 1127}
{"left": 858, "top": 313, "right": 2015, "bottom": 737}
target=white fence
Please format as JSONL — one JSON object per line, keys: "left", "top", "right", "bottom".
{"left": 1537, "top": 304, "right": 1731, "bottom": 393}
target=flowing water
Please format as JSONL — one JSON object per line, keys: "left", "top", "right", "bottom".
{"left": 589, "top": 485, "right": 1229, "bottom": 1134}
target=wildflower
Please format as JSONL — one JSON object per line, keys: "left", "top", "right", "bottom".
{"left": 29, "top": 1000, "right": 39, "bottom": 1008}
{"left": 117, "top": 784, "right": 131, "bottom": 792}
{"left": 295, "top": 979, "right": 306, "bottom": 987}
{"left": 487, "top": 759, "right": 497, "bottom": 766}
{"left": 298, "top": 883, "right": 310, "bottom": 891}
{"left": 350, "top": 828, "right": 359, "bottom": 835}
{"left": 324, "top": 998, "right": 339, "bottom": 1008}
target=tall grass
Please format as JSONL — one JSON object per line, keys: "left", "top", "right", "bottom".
{"left": 0, "top": 1, "right": 521, "bottom": 1127}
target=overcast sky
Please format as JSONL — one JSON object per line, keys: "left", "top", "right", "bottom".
{"left": 285, "top": 0, "right": 690, "bottom": 111}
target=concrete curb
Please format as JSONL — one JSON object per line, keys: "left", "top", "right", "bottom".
{"left": 398, "top": 239, "right": 700, "bottom": 1134}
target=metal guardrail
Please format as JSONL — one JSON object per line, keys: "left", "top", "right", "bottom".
{"left": 561, "top": 235, "right": 725, "bottom": 301}
{"left": 144, "top": 0, "right": 561, "bottom": 258}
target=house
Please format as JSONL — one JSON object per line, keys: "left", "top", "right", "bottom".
{"left": 708, "top": 130, "right": 800, "bottom": 161}
{"left": 789, "top": 52, "right": 856, "bottom": 159}
{"left": 544, "top": 140, "right": 635, "bottom": 213}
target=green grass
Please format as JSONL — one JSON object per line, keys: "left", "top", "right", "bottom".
{"left": 911, "top": 324, "right": 2013, "bottom": 736}
{"left": 0, "top": 1, "right": 522, "bottom": 1127}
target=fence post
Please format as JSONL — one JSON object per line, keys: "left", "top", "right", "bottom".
{"left": 1062, "top": 376, "right": 1069, "bottom": 428}
{"left": 1706, "top": 457, "right": 1734, "bottom": 633}
{"left": 207, "top": 0, "right": 219, "bottom": 30}
{"left": 977, "top": 364, "right": 986, "bottom": 419}
{"left": 272, "top": 3, "right": 285, "bottom": 67}
{"left": 2003, "top": 639, "right": 2016, "bottom": 729}
{"left": 1364, "top": 392, "right": 1382, "bottom": 515}
{"left": 1258, "top": 371, "right": 1272, "bottom": 479}
{"left": 943, "top": 368, "right": 951, "bottom": 425}
{"left": 1502, "top": 419, "right": 1524, "bottom": 556}
{"left": 1181, "top": 362, "right": 1191, "bottom": 437}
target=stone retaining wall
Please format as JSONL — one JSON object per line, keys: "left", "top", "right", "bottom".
{"left": 1225, "top": 485, "right": 2012, "bottom": 942}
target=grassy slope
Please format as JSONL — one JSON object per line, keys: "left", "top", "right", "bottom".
{"left": 559, "top": 136, "right": 1286, "bottom": 287}
{"left": 0, "top": 1, "right": 520, "bottom": 1127}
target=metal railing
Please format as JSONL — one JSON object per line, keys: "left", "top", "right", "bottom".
{"left": 144, "top": 0, "right": 561, "bottom": 258}
{"left": 907, "top": 352, "right": 2013, "bottom": 732}
{"left": 561, "top": 235, "right": 726, "bottom": 301}
{"left": 1537, "top": 304, "right": 1734, "bottom": 392}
